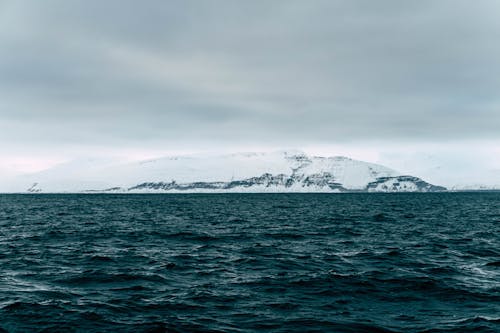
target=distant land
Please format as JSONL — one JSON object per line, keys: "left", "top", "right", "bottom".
{"left": 0, "top": 150, "right": 450, "bottom": 193}
{"left": 2, "top": 150, "right": 499, "bottom": 193}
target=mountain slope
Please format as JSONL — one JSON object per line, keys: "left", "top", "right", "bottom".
{"left": 12, "top": 151, "right": 446, "bottom": 193}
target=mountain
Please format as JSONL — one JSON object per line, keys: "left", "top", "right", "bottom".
{"left": 10, "top": 151, "right": 446, "bottom": 193}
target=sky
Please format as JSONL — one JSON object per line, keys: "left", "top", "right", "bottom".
{"left": 1, "top": 0, "right": 499, "bottom": 186}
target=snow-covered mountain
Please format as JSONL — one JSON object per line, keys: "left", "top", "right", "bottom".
{"left": 10, "top": 151, "right": 446, "bottom": 193}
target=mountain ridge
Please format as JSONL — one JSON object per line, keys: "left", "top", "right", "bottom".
{"left": 9, "top": 150, "right": 447, "bottom": 193}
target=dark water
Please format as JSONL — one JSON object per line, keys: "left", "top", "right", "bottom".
{"left": 0, "top": 193, "right": 499, "bottom": 333}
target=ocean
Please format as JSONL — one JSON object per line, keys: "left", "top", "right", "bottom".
{"left": 0, "top": 193, "right": 499, "bottom": 332}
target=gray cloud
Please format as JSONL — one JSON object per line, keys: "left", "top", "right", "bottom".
{"left": 1, "top": 0, "right": 499, "bottom": 154}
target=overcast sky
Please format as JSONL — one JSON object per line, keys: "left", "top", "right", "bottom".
{"left": 1, "top": 0, "right": 499, "bottom": 186}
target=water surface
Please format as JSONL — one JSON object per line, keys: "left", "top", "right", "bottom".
{"left": 0, "top": 193, "right": 499, "bottom": 332}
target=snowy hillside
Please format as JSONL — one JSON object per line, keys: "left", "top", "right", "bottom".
{"left": 8, "top": 151, "right": 446, "bottom": 193}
